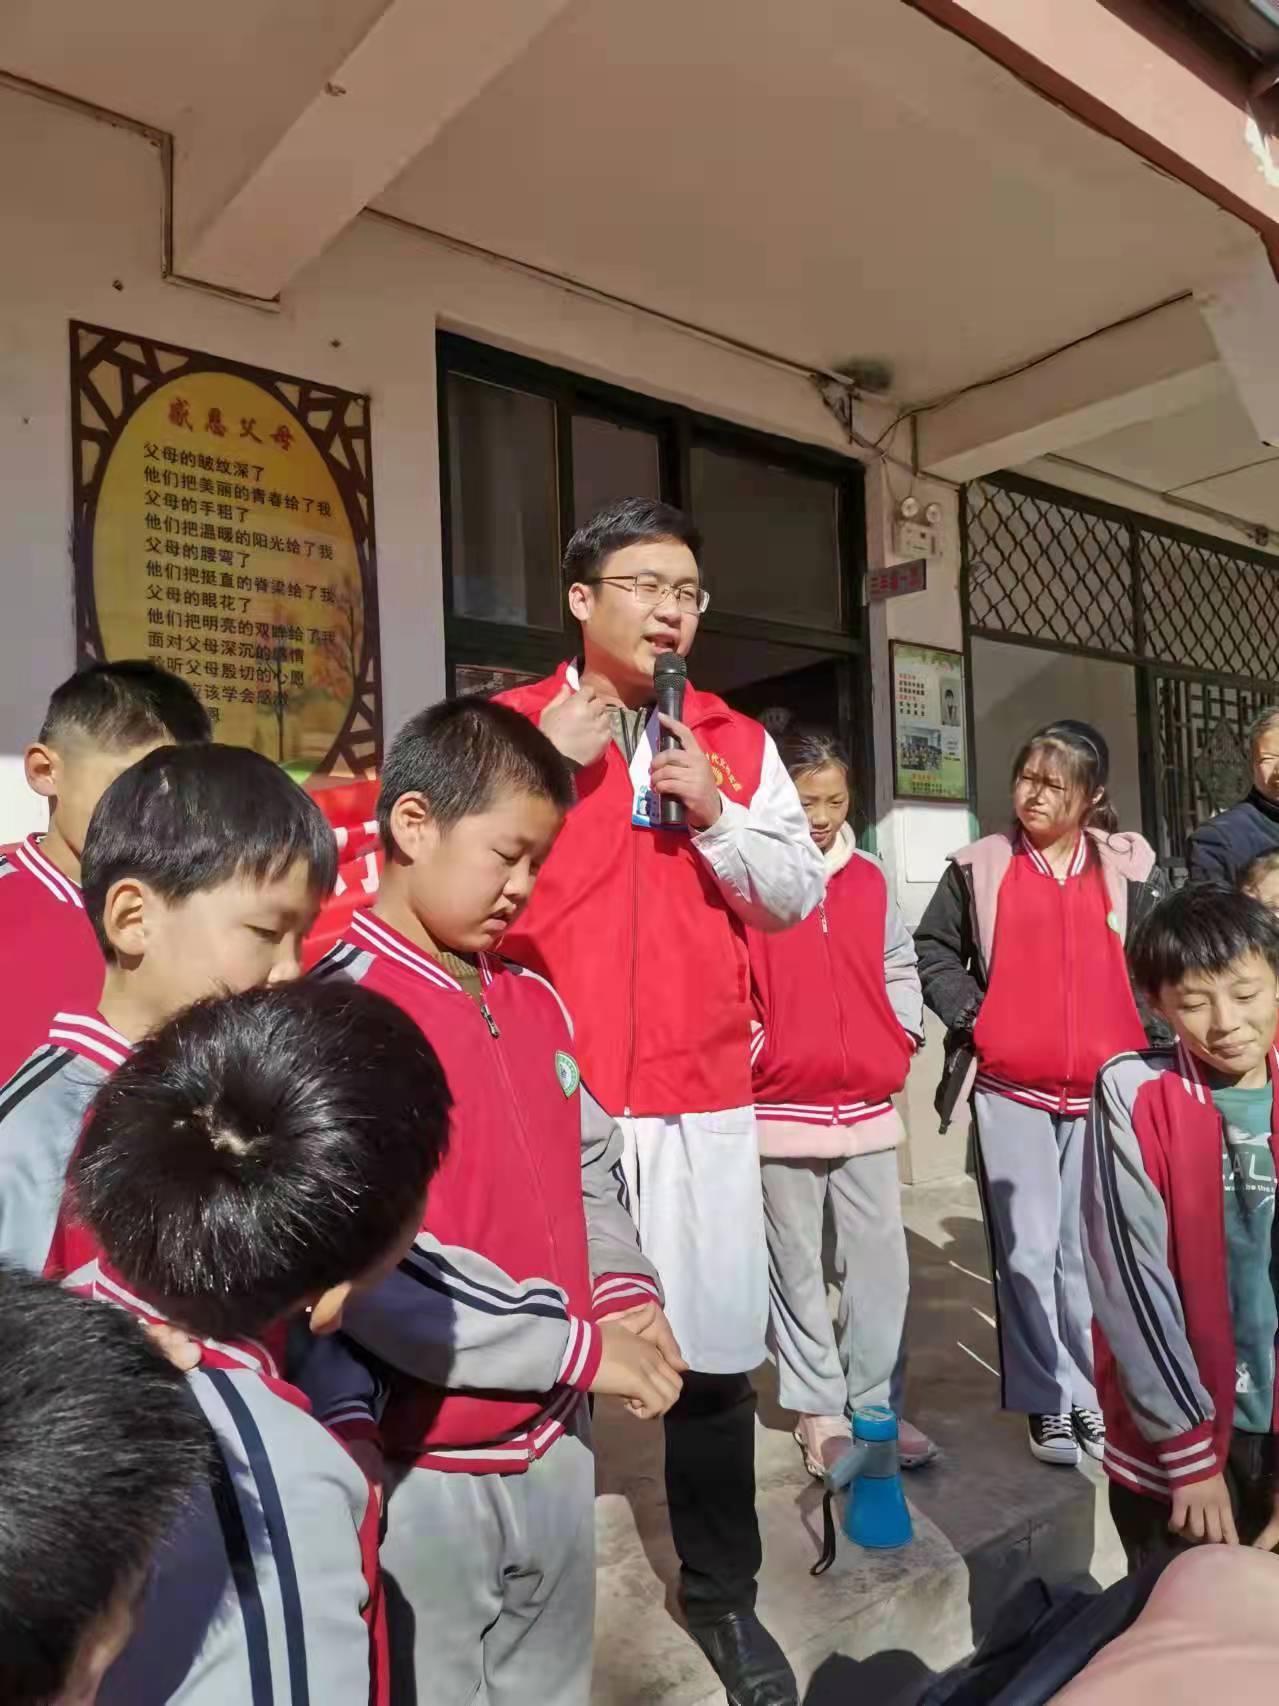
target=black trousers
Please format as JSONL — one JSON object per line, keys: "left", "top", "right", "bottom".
{"left": 663, "top": 1370, "right": 763, "bottom": 1625}
{"left": 1109, "top": 1429, "right": 1277, "bottom": 1573}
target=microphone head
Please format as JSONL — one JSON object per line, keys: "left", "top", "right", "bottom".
{"left": 653, "top": 651, "right": 687, "bottom": 683}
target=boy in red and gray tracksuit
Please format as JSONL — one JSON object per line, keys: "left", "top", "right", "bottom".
{"left": 61, "top": 978, "right": 456, "bottom": 1706}
{"left": 0, "top": 659, "right": 211, "bottom": 1086}
{"left": 74, "top": 1256, "right": 389, "bottom": 1706}
{"left": 302, "top": 699, "right": 682, "bottom": 1706}
{"left": 1084, "top": 885, "right": 1279, "bottom": 1567}
{"left": 0, "top": 744, "right": 336, "bottom": 1281}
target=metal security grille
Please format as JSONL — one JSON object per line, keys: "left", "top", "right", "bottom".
{"left": 965, "top": 480, "right": 1135, "bottom": 654}
{"left": 1153, "top": 676, "right": 1273, "bottom": 867}
{"left": 1141, "top": 532, "right": 1279, "bottom": 682}
{"left": 963, "top": 472, "right": 1279, "bottom": 868}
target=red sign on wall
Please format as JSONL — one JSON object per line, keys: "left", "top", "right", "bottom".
{"left": 866, "top": 559, "right": 927, "bottom": 603}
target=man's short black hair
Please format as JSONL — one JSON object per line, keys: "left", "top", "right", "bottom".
{"left": 0, "top": 1265, "right": 209, "bottom": 1706}
{"left": 82, "top": 743, "right": 338, "bottom": 959}
{"left": 378, "top": 698, "right": 573, "bottom": 855}
{"left": 1129, "top": 883, "right": 1279, "bottom": 999}
{"left": 562, "top": 497, "right": 702, "bottom": 587}
{"left": 74, "top": 980, "right": 451, "bottom": 1341}
{"left": 39, "top": 659, "right": 212, "bottom": 749}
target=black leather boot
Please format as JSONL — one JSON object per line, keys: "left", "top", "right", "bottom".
{"left": 690, "top": 1611, "right": 799, "bottom": 1706}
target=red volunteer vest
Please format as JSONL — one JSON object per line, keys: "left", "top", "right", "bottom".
{"left": 497, "top": 663, "right": 766, "bottom": 1117}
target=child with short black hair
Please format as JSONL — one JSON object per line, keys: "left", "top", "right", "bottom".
{"left": 68, "top": 978, "right": 451, "bottom": 1704}
{"left": 1084, "top": 884, "right": 1279, "bottom": 1568}
{"left": 308, "top": 696, "right": 683, "bottom": 1706}
{"left": 0, "top": 742, "right": 336, "bottom": 1276}
{"left": 1240, "top": 847, "right": 1279, "bottom": 918}
{"left": 0, "top": 659, "right": 211, "bottom": 1084}
{"left": 0, "top": 1264, "right": 210, "bottom": 1706}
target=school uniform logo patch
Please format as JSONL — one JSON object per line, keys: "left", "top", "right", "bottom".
{"left": 555, "top": 1050, "right": 580, "bottom": 1098}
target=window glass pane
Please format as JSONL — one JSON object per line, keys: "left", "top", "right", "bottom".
{"left": 690, "top": 446, "right": 842, "bottom": 626}
{"left": 571, "top": 415, "right": 661, "bottom": 529}
{"left": 446, "top": 374, "right": 560, "bottom": 628}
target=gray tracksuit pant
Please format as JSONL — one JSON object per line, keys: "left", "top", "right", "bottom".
{"left": 761, "top": 1149, "right": 908, "bottom": 1416}
{"left": 381, "top": 1418, "right": 596, "bottom": 1706}
{"left": 972, "top": 1087, "right": 1097, "bottom": 1416}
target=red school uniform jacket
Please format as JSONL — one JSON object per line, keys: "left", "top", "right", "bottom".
{"left": 69, "top": 1258, "right": 388, "bottom": 1706}
{"left": 495, "top": 661, "right": 824, "bottom": 1117}
{"left": 973, "top": 835, "right": 1148, "bottom": 1116}
{"left": 305, "top": 909, "right": 660, "bottom": 1474}
{"left": 1082, "top": 1042, "right": 1279, "bottom": 1496}
{"left": 749, "top": 834, "right": 921, "bottom": 1130}
{"left": 0, "top": 837, "right": 104, "bottom": 1087}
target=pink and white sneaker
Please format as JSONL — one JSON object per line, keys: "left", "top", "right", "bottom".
{"left": 794, "top": 1414, "right": 853, "bottom": 1480}
{"left": 897, "top": 1418, "right": 939, "bottom": 1469}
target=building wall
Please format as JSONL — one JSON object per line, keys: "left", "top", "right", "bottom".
{"left": 31, "top": 84, "right": 1252, "bottom": 1180}
{"left": 1, "top": 80, "right": 992, "bottom": 1176}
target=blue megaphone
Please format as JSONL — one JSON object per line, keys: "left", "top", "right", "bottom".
{"left": 811, "top": 1406, "right": 913, "bottom": 1573}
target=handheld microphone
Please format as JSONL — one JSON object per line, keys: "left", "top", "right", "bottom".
{"left": 654, "top": 652, "right": 688, "bottom": 828}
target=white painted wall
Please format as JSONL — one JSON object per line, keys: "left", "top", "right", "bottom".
{"left": 0, "top": 82, "right": 982, "bottom": 1178}
{"left": 0, "top": 80, "right": 874, "bottom": 844}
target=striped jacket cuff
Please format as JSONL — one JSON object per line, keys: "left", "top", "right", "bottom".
{"left": 324, "top": 1409, "right": 383, "bottom": 1450}
{"left": 1156, "top": 1419, "right": 1220, "bottom": 1486}
{"left": 592, "top": 1273, "right": 662, "bottom": 1319}
{"left": 555, "top": 1315, "right": 601, "bottom": 1391}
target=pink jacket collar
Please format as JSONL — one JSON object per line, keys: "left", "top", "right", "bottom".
{"left": 952, "top": 828, "right": 1157, "bottom": 968}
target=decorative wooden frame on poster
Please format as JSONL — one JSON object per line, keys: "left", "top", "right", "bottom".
{"left": 890, "top": 640, "right": 970, "bottom": 804}
{"left": 69, "top": 321, "right": 382, "bottom": 777}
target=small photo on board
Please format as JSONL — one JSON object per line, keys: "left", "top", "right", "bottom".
{"left": 891, "top": 641, "right": 969, "bottom": 803}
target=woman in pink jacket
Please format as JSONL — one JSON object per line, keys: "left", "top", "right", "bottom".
{"left": 749, "top": 730, "right": 934, "bottom": 1478}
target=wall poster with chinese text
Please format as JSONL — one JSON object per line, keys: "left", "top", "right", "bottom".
{"left": 891, "top": 641, "right": 968, "bottom": 802}
{"left": 70, "top": 322, "right": 381, "bottom": 780}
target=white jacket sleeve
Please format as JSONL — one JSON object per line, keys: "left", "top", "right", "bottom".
{"left": 691, "top": 732, "right": 825, "bottom": 932}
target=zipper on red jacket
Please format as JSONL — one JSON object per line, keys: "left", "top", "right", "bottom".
{"left": 1060, "top": 878, "right": 1076, "bottom": 1117}
{"left": 819, "top": 900, "right": 852, "bottom": 1096}
{"left": 623, "top": 825, "right": 640, "bottom": 1116}
{"left": 481, "top": 1002, "right": 560, "bottom": 1266}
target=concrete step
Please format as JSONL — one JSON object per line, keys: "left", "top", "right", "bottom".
{"left": 590, "top": 1176, "right": 1126, "bottom": 1705}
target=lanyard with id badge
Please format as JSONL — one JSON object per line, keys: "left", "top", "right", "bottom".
{"left": 627, "top": 711, "right": 689, "bottom": 833}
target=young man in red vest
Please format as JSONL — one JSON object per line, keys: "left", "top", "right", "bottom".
{"left": 498, "top": 498, "right": 825, "bottom": 1706}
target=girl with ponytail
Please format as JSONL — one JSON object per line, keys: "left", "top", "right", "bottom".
{"left": 915, "top": 720, "right": 1167, "bottom": 1468}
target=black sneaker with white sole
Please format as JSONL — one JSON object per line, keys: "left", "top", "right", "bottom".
{"left": 1072, "top": 1407, "right": 1105, "bottom": 1461}
{"left": 1028, "top": 1412, "right": 1081, "bottom": 1465}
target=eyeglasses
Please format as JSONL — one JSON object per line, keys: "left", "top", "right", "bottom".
{"left": 591, "top": 574, "right": 710, "bottom": 615}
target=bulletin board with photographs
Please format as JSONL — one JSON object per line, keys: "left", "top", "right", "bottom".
{"left": 891, "top": 641, "right": 969, "bottom": 802}
{"left": 70, "top": 321, "right": 382, "bottom": 782}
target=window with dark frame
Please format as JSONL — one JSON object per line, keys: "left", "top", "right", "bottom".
{"left": 438, "top": 332, "right": 872, "bottom": 826}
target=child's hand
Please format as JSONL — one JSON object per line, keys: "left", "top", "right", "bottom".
{"left": 1251, "top": 1493, "right": 1279, "bottom": 1552}
{"left": 598, "top": 1301, "right": 690, "bottom": 1372}
{"left": 1170, "top": 1473, "right": 1238, "bottom": 1545}
{"left": 592, "top": 1321, "right": 684, "bottom": 1419}
{"left": 143, "top": 1320, "right": 202, "bottom": 1372}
